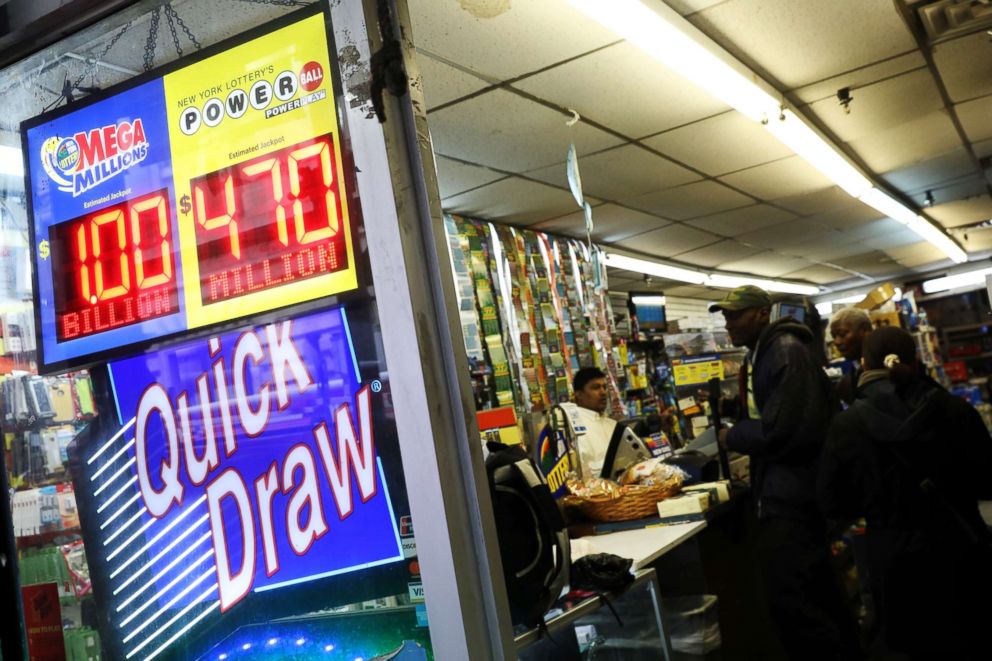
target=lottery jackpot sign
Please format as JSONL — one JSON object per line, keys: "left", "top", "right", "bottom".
{"left": 24, "top": 9, "right": 357, "bottom": 373}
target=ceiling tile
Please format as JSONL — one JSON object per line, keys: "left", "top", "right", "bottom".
{"left": 416, "top": 51, "right": 488, "bottom": 110}
{"left": 687, "top": 0, "right": 917, "bottom": 89}
{"left": 881, "top": 148, "right": 976, "bottom": 198}
{"left": 804, "top": 202, "right": 885, "bottom": 230}
{"left": 778, "top": 264, "right": 852, "bottom": 285}
{"left": 436, "top": 156, "right": 508, "bottom": 199}
{"left": 429, "top": 89, "right": 622, "bottom": 172}
{"left": 780, "top": 235, "right": 873, "bottom": 263}
{"left": 615, "top": 223, "right": 720, "bottom": 256}
{"left": 838, "top": 218, "right": 911, "bottom": 242}
{"left": 928, "top": 194, "right": 992, "bottom": 229}
{"left": 684, "top": 204, "right": 797, "bottom": 236}
{"left": 847, "top": 112, "right": 962, "bottom": 173}
{"left": 772, "top": 186, "right": 855, "bottom": 216}
{"left": 718, "top": 156, "right": 833, "bottom": 200}
{"left": 856, "top": 229, "right": 923, "bottom": 252}
{"left": 671, "top": 240, "right": 767, "bottom": 268}
{"left": 829, "top": 251, "right": 901, "bottom": 277}
{"left": 666, "top": 0, "right": 727, "bottom": 16}
{"left": 527, "top": 144, "right": 700, "bottom": 200}
{"left": 624, "top": 181, "right": 754, "bottom": 220}
{"left": 532, "top": 203, "right": 670, "bottom": 242}
{"left": 792, "top": 52, "right": 926, "bottom": 103}
{"left": 719, "top": 253, "right": 812, "bottom": 278}
{"left": 408, "top": 0, "right": 620, "bottom": 81}
{"left": 512, "top": 42, "right": 729, "bottom": 139}
{"left": 962, "top": 232, "right": 992, "bottom": 253}
{"left": 805, "top": 69, "right": 944, "bottom": 143}
{"left": 442, "top": 176, "right": 589, "bottom": 225}
{"left": 642, "top": 112, "right": 793, "bottom": 176}
{"left": 932, "top": 31, "right": 992, "bottom": 103}
{"left": 736, "top": 219, "right": 834, "bottom": 250}
{"left": 955, "top": 95, "right": 992, "bottom": 145}
{"left": 884, "top": 241, "right": 946, "bottom": 267}
{"left": 663, "top": 285, "right": 719, "bottom": 299}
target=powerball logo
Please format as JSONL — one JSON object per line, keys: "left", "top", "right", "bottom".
{"left": 40, "top": 119, "right": 149, "bottom": 197}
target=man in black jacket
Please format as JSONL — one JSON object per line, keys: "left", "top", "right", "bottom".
{"left": 712, "top": 286, "right": 862, "bottom": 660}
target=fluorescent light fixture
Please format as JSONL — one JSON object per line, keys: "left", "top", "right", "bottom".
{"left": 764, "top": 111, "right": 870, "bottom": 197}
{"left": 0, "top": 145, "right": 23, "bottom": 177}
{"left": 815, "top": 301, "right": 833, "bottom": 316}
{"left": 604, "top": 252, "right": 707, "bottom": 285}
{"left": 921, "top": 266, "right": 992, "bottom": 294}
{"left": 858, "top": 188, "right": 918, "bottom": 225}
{"left": 630, "top": 295, "right": 666, "bottom": 306}
{"left": 906, "top": 215, "right": 968, "bottom": 263}
{"left": 567, "top": 0, "right": 779, "bottom": 122}
{"left": 832, "top": 293, "right": 866, "bottom": 305}
{"left": 706, "top": 273, "right": 819, "bottom": 296}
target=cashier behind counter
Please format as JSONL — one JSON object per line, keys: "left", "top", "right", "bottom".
{"left": 562, "top": 367, "right": 651, "bottom": 479}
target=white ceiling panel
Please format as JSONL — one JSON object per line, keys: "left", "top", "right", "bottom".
{"left": 919, "top": 176, "right": 990, "bottom": 206}
{"left": 839, "top": 218, "right": 912, "bottom": 242}
{"left": 772, "top": 186, "right": 856, "bottom": 216}
{"left": 803, "top": 201, "right": 885, "bottom": 230}
{"left": 881, "top": 149, "right": 976, "bottom": 198}
{"left": 436, "top": 156, "right": 508, "bottom": 199}
{"left": 736, "top": 219, "right": 834, "bottom": 250}
{"left": 642, "top": 111, "right": 793, "bottom": 176}
{"left": 670, "top": 240, "right": 767, "bottom": 268}
{"left": 416, "top": 51, "right": 489, "bottom": 110}
{"left": 662, "top": 285, "right": 718, "bottom": 299}
{"left": 527, "top": 144, "right": 700, "bottom": 200}
{"left": 779, "top": 264, "right": 852, "bottom": 285}
{"left": 932, "top": 32, "right": 992, "bottom": 103}
{"left": 792, "top": 52, "right": 926, "bottom": 104}
{"left": 615, "top": 223, "right": 720, "bottom": 256}
{"left": 684, "top": 204, "right": 798, "bottom": 237}
{"left": 884, "top": 241, "right": 947, "bottom": 268}
{"left": 428, "top": 89, "right": 623, "bottom": 172}
{"left": 856, "top": 228, "right": 923, "bottom": 252}
{"left": 961, "top": 232, "right": 992, "bottom": 253}
{"left": 718, "top": 253, "right": 813, "bottom": 278}
{"left": 830, "top": 251, "right": 901, "bottom": 277}
{"left": 847, "top": 111, "right": 962, "bottom": 174}
{"left": 532, "top": 203, "right": 670, "bottom": 242}
{"left": 928, "top": 195, "right": 992, "bottom": 229}
{"left": 407, "top": 0, "right": 619, "bottom": 81}
{"left": 443, "top": 177, "right": 591, "bottom": 225}
{"left": 512, "top": 42, "right": 729, "bottom": 139}
{"left": 805, "top": 69, "right": 944, "bottom": 143}
{"left": 719, "top": 155, "right": 833, "bottom": 200}
{"left": 666, "top": 0, "right": 728, "bottom": 16}
{"left": 624, "top": 181, "right": 754, "bottom": 220}
{"left": 955, "top": 95, "right": 992, "bottom": 145}
{"left": 688, "top": 0, "right": 917, "bottom": 89}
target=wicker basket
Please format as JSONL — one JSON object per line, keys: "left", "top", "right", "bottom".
{"left": 563, "top": 482, "right": 682, "bottom": 523}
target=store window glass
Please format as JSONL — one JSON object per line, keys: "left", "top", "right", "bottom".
{"left": 1, "top": 1, "right": 433, "bottom": 659}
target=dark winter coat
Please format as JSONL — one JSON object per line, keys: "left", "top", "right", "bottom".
{"left": 726, "top": 318, "right": 833, "bottom": 520}
{"left": 819, "top": 374, "right": 992, "bottom": 655}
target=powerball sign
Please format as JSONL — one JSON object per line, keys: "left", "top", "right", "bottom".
{"left": 88, "top": 307, "right": 402, "bottom": 660}
{"left": 163, "top": 12, "right": 357, "bottom": 329}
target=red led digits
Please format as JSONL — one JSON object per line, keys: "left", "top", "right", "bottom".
{"left": 191, "top": 134, "right": 348, "bottom": 304}
{"left": 51, "top": 189, "right": 179, "bottom": 342}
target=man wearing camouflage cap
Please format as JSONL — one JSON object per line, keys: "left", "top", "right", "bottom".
{"left": 711, "top": 286, "right": 862, "bottom": 660}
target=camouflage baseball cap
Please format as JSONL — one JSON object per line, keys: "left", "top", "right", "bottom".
{"left": 708, "top": 285, "right": 772, "bottom": 312}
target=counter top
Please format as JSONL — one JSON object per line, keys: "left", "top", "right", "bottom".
{"left": 570, "top": 520, "right": 707, "bottom": 570}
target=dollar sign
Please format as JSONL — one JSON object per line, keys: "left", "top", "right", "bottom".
{"left": 179, "top": 194, "right": 192, "bottom": 215}
{"left": 38, "top": 240, "right": 50, "bottom": 260}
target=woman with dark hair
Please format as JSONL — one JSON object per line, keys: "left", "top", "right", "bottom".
{"left": 819, "top": 326, "right": 992, "bottom": 659}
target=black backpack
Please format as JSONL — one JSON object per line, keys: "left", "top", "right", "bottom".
{"left": 485, "top": 442, "right": 570, "bottom": 628}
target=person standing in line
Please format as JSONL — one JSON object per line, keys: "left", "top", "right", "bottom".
{"left": 712, "top": 286, "right": 863, "bottom": 660}
{"left": 819, "top": 326, "right": 992, "bottom": 660}
{"left": 829, "top": 307, "right": 872, "bottom": 406}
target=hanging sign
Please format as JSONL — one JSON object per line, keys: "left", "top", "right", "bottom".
{"left": 671, "top": 354, "right": 724, "bottom": 386}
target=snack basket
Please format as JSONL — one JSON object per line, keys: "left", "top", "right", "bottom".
{"left": 563, "top": 479, "right": 681, "bottom": 522}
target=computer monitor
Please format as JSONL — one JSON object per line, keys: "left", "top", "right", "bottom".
{"left": 629, "top": 291, "right": 668, "bottom": 331}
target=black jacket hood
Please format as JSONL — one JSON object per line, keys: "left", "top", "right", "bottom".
{"left": 754, "top": 317, "right": 813, "bottom": 363}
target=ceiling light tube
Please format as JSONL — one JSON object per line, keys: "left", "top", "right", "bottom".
{"left": 706, "top": 273, "right": 820, "bottom": 296}
{"left": 921, "top": 267, "right": 992, "bottom": 294}
{"left": 604, "top": 252, "right": 707, "bottom": 285}
{"left": 567, "top": 0, "right": 780, "bottom": 122}
{"left": 906, "top": 215, "right": 968, "bottom": 264}
{"left": 857, "top": 188, "right": 919, "bottom": 225}
{"left": 764, "top": 111, "right": 871, "bottom": 197}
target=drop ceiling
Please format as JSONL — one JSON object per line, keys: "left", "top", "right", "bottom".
{"left": 409, "top": 0, "right": 992, "bottom": 298}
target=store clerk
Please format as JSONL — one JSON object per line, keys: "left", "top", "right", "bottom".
{"left": 559, "top": 367, "right": 628, "bottom": 478}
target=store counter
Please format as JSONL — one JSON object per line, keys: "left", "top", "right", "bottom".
{"left": 570, "top": 521, "right": 707, "bottom": 570}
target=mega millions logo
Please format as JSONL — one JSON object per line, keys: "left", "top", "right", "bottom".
{"left": 40, "top": 118, "right": 148, "bottom": 197}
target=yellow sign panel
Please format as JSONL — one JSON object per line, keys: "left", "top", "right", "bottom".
{"left": 164, "top": 13, "right": 357, "bottom": 328}
{"left": 672, "top": 355, "right": 725, "bottom": 386}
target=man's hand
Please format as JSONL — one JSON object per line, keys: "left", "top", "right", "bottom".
{"left": 718, "top": 427, "right": 730, "bottom": 450}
